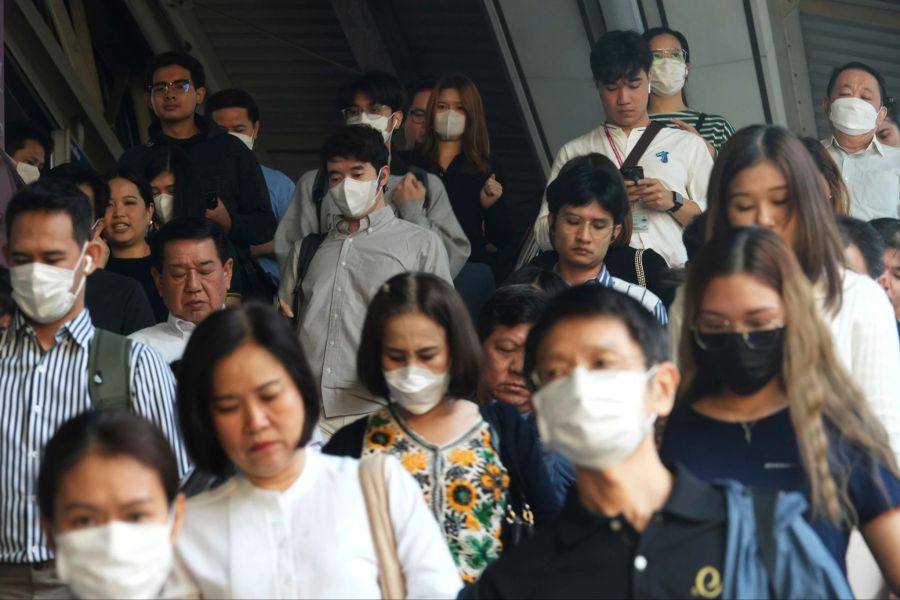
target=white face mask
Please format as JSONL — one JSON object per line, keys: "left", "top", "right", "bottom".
{"left": 385, "top": 366, "right": 450, "bottom": 415}
{"left": 11, "top": 244, "right": 91, "bottom": 324}
{"left": 328, "top": 170, "right": 384, "bottom": 218}
{"left": 16, "top": 161, "right": 41, "bottom": 184}
{"left": 434, "top": 110, "right": 466, "bottom": 141}
{"left": 228, "top": 130, "right": 255, "bottom": 151}
{"left": 54, "top": 520, "right": 174, "bottom": 600}
{"left": 347, "top": 113, "right": 396, "bottom": 143}
{"left": 531, "top": 366, "right": 657, "bottom": 470}
{"left": 153, "top": 193, "right": 175, "bottom": 224}
{"left": 829, "top": 97, "right": 880, "bottom": 136}
{"left": 650, "top": 59, "right": 687, "bottom": 97}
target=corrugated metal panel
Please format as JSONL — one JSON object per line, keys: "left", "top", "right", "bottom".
{"left": 192, "top": 0, "right": 358, "bottom": 179}
{"left": 800, "top": 3, "right": 900, "bottom": 139}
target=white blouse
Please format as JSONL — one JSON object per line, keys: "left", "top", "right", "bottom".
{"left": 176, "top": 451, "right": 461, "bottom": 599}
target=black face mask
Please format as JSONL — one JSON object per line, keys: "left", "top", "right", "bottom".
{"left": 692, "top": 327, "right": 784, "bottom": 396}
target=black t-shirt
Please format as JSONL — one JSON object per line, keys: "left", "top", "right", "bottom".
{"left": 466, "top": 465, "right": 727, "bottom": 599}
{"left": 84, "top": 269, "right": 155, "bottom": 335}
{"left": 105, "top": 256, "right": 167, "bottom": 323}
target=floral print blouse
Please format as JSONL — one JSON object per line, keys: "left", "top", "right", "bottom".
{"left": 361, "top": 407, "right": 510, "bottom": 582}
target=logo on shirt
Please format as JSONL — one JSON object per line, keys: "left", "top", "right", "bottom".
{"left": 655, "top": 151, "right": 670, "bottom": 164}
{"left": 691, "top": 566, "right": 723, "bottom": 598}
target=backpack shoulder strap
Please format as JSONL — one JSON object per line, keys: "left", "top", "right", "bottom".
{"left": 621, "top": 121, "right": 665, "bottom": 169}
{"left": 291, "top": 233, "right": 327, "bottom": 321}
{"left": 752, "top": 489, "right": 779, "bottom": 596}
{"left": 88, "top": 329, "right": 132, "bottom": 409}
{"left": 695, "top": 112, "right": 708, "bottom": 131}
{"left": 311, "top": 168, "right": 328, "bottom": 227}
{"left": 634, "top": 248, "right": 646, "bottom": 288}
{"left": 407, "top": 165, "right": 432, "bottom": 210}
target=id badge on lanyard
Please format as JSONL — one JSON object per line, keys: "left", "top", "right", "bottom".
{"left": 605, "top": 126, "right": 650, "bottom": 232}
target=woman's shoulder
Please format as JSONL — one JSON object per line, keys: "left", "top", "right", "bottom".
{"left": 183, "top": 475, "right": 240, "bottom": 515}
{"left": 322, "top": 413, "right": 377, "bottom": 458}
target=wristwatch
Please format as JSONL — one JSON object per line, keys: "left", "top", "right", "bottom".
{"left": 668, "top": 191, "right": 684, "bottom": 214}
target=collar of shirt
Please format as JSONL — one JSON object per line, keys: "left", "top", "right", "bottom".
{"left": 824, "top": 135, "right": 886, "bottom": 157}
{"left": 233, "top": 448, "right": 320, "bottom": 505}
{"left": 601, "top": 121, "right": 649, "bottom": 138}
{"left": 333, "top": 205, "right": 396, "bottom": 236}
{"left": 166, "top": 312, "right": 198, "bottom": 337}
{"left": 555, "top": 463, "right": 727, "bottom": 547}
{"left": 7, "top": 308, "right": 94, "bottom": 350}
{"left": 552, "top": 262, "right": 610, "bottom": 286}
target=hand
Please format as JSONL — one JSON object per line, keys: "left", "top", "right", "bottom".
{"left": 277, "top": 298, "right": 294, "bottom": 318}
{"left": 392, "top": 173, "right": 427, "bottom": 204}
{"left": 480, "top": 174, "right": 503, "bottom": 208}
{"left": 670, "top": 118, "right": 700, "bottom": 137}
{"left": 205, "top": 197, "right": 233, "bottom": 233}
{"left": 632, "top": 178, "right": 674, "bottom": 212}
{"left": 92, "top": 218, "right": 110, "bottom": 269}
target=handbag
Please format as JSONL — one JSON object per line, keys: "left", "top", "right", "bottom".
{"left": 359, "top": 454, "right": 406, "bottom": 600}
{"left": 485, "top": 418, "right": 536, "bottom": 546}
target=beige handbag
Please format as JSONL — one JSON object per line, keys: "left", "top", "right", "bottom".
{"left": 359, "top": 454, "right": 406, "bottom": 600}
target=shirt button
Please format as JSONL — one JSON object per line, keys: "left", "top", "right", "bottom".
{"left": 341, "top": 261, "right": 346, "bottom": 267}
{"left": 35, "top": 364, "right": 45, "bottom": 374}
{"left": 29, "top": 451, "right": 37, "bottom": 460}
{"left": 634, "top": 555, "right": 648, "bottom": 571}
{"left": 609, "top": 519, "right": 622, "bottom": 532}
{"left": 329, "top": 341, "right": 335, "bottom": 346}
{"left": 33, "top": 405, "right": 42, "bottom": 414}
{"left": 326, "top": 368, "right": 332, "bottom": 373}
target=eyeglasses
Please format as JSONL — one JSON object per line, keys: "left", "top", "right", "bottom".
{"left": 692, "top": 322, "right": 784, "bottom": 351}
{"left": 341, "top": 104, "right": 391, "bottom": 121}
{"left": 148, "top": 80, "right": 193, "bottom": 96}
{"left": 652, "top": 48, "right": 688, "bottom": 62}
{"left": 559, "top": 214, "right": 613, "bottom": 239}
{"left": 408, "top": 108, "right": 427, "bottom": 124}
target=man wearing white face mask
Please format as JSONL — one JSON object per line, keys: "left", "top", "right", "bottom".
{"left": 822, "top": 62, "right": 900, "bottom": 220}
{"left": 5, "top": 121, "right": 53, "bottom": 185}
{"left": 206, "top": 88, "right": 295, "bottom": 286}
{"left": 0, "top": 180, "right": 188, "bottom": 598}
{"left": 278, "top": 126, "right": 452, "bottom": 437}
{"left": 466, "top": 285, "right": 852, "bottom": 599}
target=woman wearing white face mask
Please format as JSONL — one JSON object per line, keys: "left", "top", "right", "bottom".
{"left": 143, "top": 146, "right": 206, "bottom": 225}
{"left": 644, "top": 28, "right": 735, "bottom": 155}
{"left": 325, "top": 272, "right": 560, "bottom": 583}
{"left": 37, "top": 410, "right": 197, "bottom": 599}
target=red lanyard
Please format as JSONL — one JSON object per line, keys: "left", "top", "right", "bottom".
{"left": 604, "top": 125, "right": 625, "bottom": 167}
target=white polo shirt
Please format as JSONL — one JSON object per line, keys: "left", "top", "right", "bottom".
{"left": 823, "top": 136, "right": 900, "bottom": 221}
{"left": 532, "top": 123, "right": 713, "bottom": 267}
{"left": 129, "top": 312, "right": 197, "bottom": 364}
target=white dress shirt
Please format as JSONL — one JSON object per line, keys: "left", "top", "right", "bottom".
{"left": 532, "top": 123, "right": 713, "bottom": 267}
{"left": 824, "top": 137, "right": 900, "bottom": 221}
{"left": 668, "top": 269, "right": 900, "bottom": 460}
{"left": 176, "top": 451, "right": 461, "bottom": 599}
{"left": 129, "top": 313, "right": 198, "bottom": 364}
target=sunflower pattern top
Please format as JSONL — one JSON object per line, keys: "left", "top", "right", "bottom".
{"left": 361, "top": 407, "right": 510, "bottom": 582}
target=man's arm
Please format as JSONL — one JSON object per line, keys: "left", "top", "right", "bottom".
{"left": 274, "top": 170, "right": 320, "bottom": 271}
{"left": 420, "top": 233, "right": 453, "bottom": 284}
{"left": 227, "top": 141, "right": 277, "bottom": 246}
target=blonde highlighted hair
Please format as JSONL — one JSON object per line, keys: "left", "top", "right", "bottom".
{"left": 679, "top": 227, "right": 897, "bottom": 525}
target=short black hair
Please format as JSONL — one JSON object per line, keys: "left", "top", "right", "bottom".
{"left": 44, "top": 162, "right": 108, "bottom": 219}
{"left": 547, "top": 154, "right": 629, "bottom": 227}
{"left": 408, "top": 77, "right": 437, "bottom": 102}
{"left": 320, "top": 125, "right": 390, "bottom": 173}
{"left": 477, "top": 285, "right": 548, "bottom": 342}
{"left": 524, "top": 285, "right": 668, "bottom": 386}
{"left": 503, "top": 266, "right": 568, "bottom": 297}
{"left": 836, "top": 216, "right": 884, "bottom": 279}
{"left": 358, "top": 272, "right": 482, "bottom": 400}
{"left": 5, "top": 121, "right": 53, "bottom": 158}
{"left": 177, "top": 303, "right": 320, "bottom": 477}
{"left": 6, "top": 179, "right": 93, "bottom": 247}
{"left": 336, "top": 70, "right": 407, "bottom": 114}
{"left": 103, "top": 167, "right": 154, "bottom": 209}
{"left": 886, "top": 100, "right": 900, "bottom": 126}
{"left": 37, "top": 409, "right": 179, "bottom": 522}
{"left": 205, "top": 88, "right": 260, "bottom": 123}
{"left": 590, "top": 30, "right": 652, "bottom": 85}
{"left": 870, "top": 218, "right": 900, "bottom": 252}
{"left": 826, "top": 61, "right": 888, "bottom": 105}
{"left": 151, "top": 217, "right": 230, "bottom": 272}
{"left": 643, "top": 27, "right": 690, "bottom": 63}
{"left": 145, "top": 51, "right": 206, "bottom": 90}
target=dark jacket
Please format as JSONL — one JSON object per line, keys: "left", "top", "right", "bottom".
{"left": 119, "top": 115, "right": 276, "bottom": 247}
{"left": 85, "top": 270, "right": 155, "bottom": 335}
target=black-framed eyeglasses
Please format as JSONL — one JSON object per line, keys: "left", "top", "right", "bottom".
{"left": 148, "top": 80, "right": 193, "bottom": 95}
{"left": 341, "top": 104, "right": 390, "bottom": 121}
{"left": 408, "top": 109, "right": 426, "bottom": 124}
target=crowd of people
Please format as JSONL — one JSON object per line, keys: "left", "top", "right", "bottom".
{"left": 0, "top": 23, "right": 899, "bottom": 600}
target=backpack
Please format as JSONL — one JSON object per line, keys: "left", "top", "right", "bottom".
{"left": 720, "top": 481, "right": 852, "bottom": 599}
{"left": 87, "top": 329, "right": 132, "bottom": 409}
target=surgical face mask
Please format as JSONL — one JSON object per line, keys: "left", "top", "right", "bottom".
{"left": 692, "top": 327, "right": 784, "bottom": 396}
{"left": 829, "top": 97, "right": 880, "bottom": 136}
{"left": 531, "top": 366, "right": 657, "bottom": 470}
{"left": 347, "top": 113, "right": 396, "bottom": 143}
{"left": 385, "top": 366, "right": 450, "bottom": 415}
{"left": 11, "top": 244, "right": 91, "bottom": 324}
{"left": 54, "top": 519, "right": 174, "bottom": 600}
{"left": 434, "top": 110, "right": 466, "bottom": 141}
{"left": 228, "top": 130, "right": 255, "bottom": 151}
{"left": 153, "top": 193, "right": 175, "bottom": 224}
{"left": 16, "top": 161, "right": 41, "bottom": 184}
{"left": 650, "top": 59, "right": 687, "bottom": 96}
{"left": 328, "top": 170, "right": 384, "bottom": 218}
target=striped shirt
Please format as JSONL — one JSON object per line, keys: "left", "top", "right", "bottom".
{"left": 0, "top": 309, "right": 188, "bottom": 563}
{"left": 650, "top": 109, "right": 735, "bottom": 153}
{"left": 557, "top": 264, "right": 668, "bottom": 325}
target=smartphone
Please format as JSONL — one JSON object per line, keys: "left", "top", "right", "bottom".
{"left": 620, "top": 166, "right": 644, "bottom": 183}
{"left": 205, "top": 192, "right": 218, "bottom": 210}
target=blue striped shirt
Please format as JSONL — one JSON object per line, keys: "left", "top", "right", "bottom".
{"left": 0, "top": 309, "right": 188, "bottom": 563}
{"left": 594, "top": 265, "right": 668, "bottom": 324}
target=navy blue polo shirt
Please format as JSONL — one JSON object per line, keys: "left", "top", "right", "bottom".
{"left": 660, "top": 405, "right": 900, "bottom": 574}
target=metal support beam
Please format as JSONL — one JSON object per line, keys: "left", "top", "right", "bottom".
{"left": 156, "top": 0, "right": 233, "bottom": 93}
{"left": 331, "top": 0, "right": 395, "bottom": 75}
